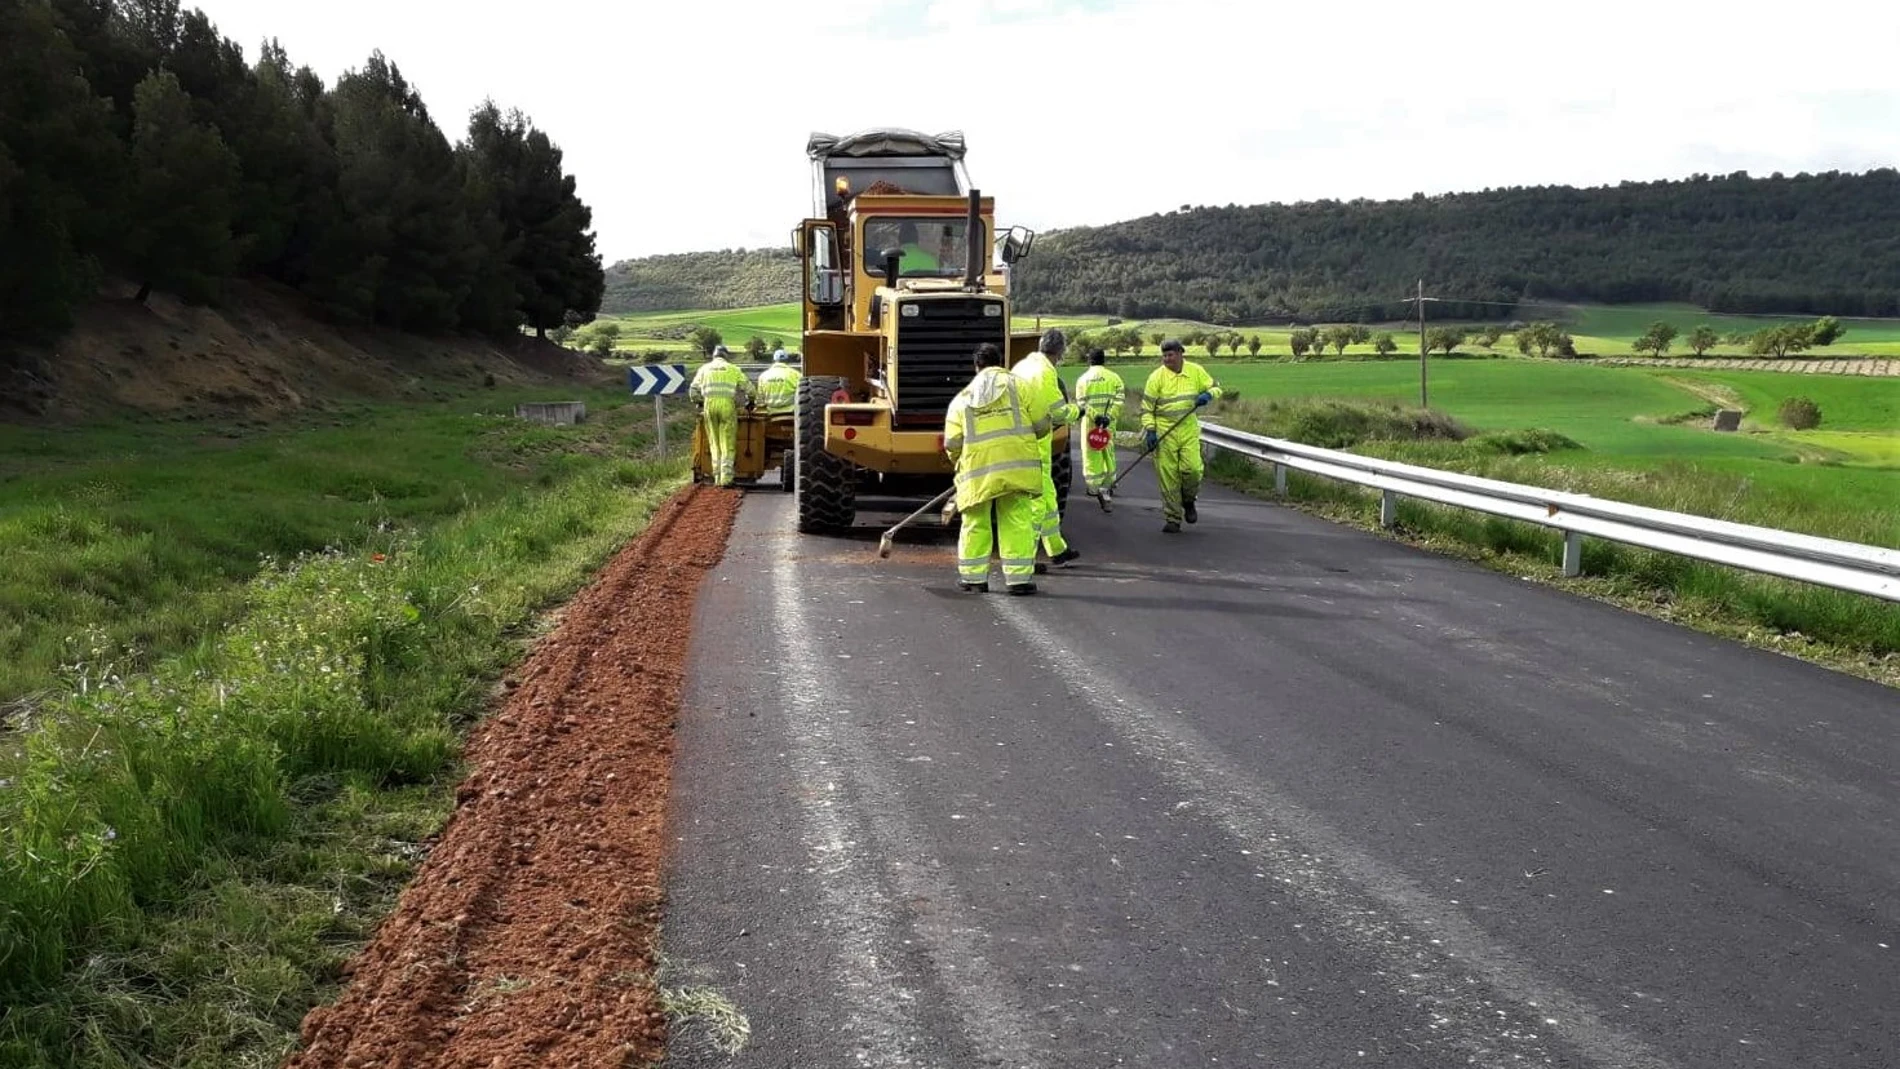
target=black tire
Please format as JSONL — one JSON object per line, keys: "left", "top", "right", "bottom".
{"left": 1052, "top": 436, "right": 1073, "bottom": 518}
{"left": 794, "top": 375, "right": 856, "bottom": 532}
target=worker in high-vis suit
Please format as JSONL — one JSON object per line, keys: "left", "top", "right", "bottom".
{"left": 1011, "top": 328, "right": 1081, "bottom": 568}
{"left": 1140, "top": 338, "right": 1223, "bottom": 532}
{"left": 757, "top": 348, "right": 802, "bottom": 417}
{"left": 690, "top": 345, "right": 753, "bottom": 487}
{"left": 945, "top": 342, "right": 1051, "bottom": 595}
{"left": 1074, "top": 347, "right": 1125, "bottom": 511}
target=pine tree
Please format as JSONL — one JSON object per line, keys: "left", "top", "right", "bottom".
{"left": 123, "top": 70, "right": 239, "bottom": 303}
{"left": 0, "top": 0, "right": 126, "bottom": 332}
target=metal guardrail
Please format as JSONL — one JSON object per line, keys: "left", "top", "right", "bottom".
{"left": 1199, "top": 422, "right": 1900, "bottom": 602}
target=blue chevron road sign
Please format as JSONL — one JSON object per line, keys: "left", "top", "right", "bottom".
{"left": 628, "top": 364, "right": 688, "bottom": 396}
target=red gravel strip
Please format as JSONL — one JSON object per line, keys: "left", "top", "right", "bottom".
{"left": 286, "top": 485, "right": 741, "bottom": 1069}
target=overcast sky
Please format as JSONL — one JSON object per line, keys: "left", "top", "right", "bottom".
{"left": 197, "top": 0, "right": 1900, "bottom": 266}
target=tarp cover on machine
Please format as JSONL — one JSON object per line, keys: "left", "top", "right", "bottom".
{"left": 805, "top": 129, "right": 968, "bottom": 160}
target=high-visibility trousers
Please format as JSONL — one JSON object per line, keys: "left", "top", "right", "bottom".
{"left": 1155, "top": 427, "right": 1203, "bottom": 524}
{"left": 958, "top": 492, "right": 1037, "bottom": 588}
{"left": 702, "top": 399, "right": 737, "bottom": 485}
{"left": 1083, "top": 431, "right": 1117, "bottom": 494}
{"left": 1031, "top": 437, "right": 1068, "bottom": 557}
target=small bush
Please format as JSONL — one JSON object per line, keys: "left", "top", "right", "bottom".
{"left": 1777, "top": 397, "right": 1822, "bottom": 430}
{"left": 1222, "top": 398, "right": 1471, "bottom": 449}
{"left": 1466, "top": 428, "right": 1584, "bottom": 456}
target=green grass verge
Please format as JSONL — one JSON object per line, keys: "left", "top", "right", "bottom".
{"left": 0, "top": 385, "right": 690, "bottom": 704}
{"left": 1199, "top": 395, "right": 1898, "bottom": 676}
{"left": 0, "top": 394, "right": 690, "bottom": 1067}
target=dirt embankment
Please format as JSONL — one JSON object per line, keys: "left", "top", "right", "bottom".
{"left": 286, "top": 485, "right": 741, "bottom": 1069}
{"left": 2, "top": 278, "right": 614, "bottom": 422}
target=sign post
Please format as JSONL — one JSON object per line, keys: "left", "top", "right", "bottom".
{"left": 628, "top": 364, "right": 689, "bottom": 457}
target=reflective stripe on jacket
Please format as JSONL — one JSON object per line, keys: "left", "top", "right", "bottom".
{"left": 1076, "top": 366, "right": 1125, "bottom": 423}
{"left": 758, "top": 365, "right": 801, "bottom": 413}
{"left": 944, "top": 367, "right": 1050, "bottom": 512}
{"left": 690, "top": 358, "right": 752, "bottom": 405}
{"left": 1010, "top": 352, "right": 1078, "bottom": 435}
{"left": 1140, "top": 360, "right": 1222, "bottom": 432}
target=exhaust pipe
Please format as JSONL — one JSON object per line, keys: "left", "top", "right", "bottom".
{"left": 963, "top": 188, "right": 982, "bottom": 289}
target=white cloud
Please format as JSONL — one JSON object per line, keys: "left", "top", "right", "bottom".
{"left": 194, "top": 0, "right": 1900, "bottom": 263}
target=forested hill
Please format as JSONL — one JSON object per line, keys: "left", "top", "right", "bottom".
{"left": 1008, "top": 169, "right": 1900, "bottom": 324}
{"left": 3, "top": 1, "right": 603, "bottom": 343}
{"left": 601, "top": 249, "right": 800, "bottom": 313}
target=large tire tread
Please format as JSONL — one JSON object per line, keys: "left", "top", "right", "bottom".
{"left": 794, "top": 376, "right": 856, "bottom": 532}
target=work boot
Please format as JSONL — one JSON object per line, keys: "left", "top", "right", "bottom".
{"left": 1007, "top": 582, "right": 1037, "bottom": 596}
{"left": 1163, "top": 520, "right": 1181, "bottom": 533}
{"left": 1183, "top": 497, "right": 1198, "bottom": 524}
{"left": 1098, "top": 489, "right": 1113, "bottom": 513}
{"left": 1052, "top": 548, "right": 1081, "bottom": 567}
{"left": 959, "top": 581, "right": 989, "bottom": 594}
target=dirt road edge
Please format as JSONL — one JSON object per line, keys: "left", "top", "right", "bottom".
{"left": 286, "top": 483, "right": 742, "bottom": 1068}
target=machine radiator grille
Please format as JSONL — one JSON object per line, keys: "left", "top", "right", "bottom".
{"left": 894, "top": 298, "right": 1007, "bottom": 426}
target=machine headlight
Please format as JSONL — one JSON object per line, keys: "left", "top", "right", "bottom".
{"left": 982, "top": 304, "right": 1002, "bottom": 317}
{"left": 900, "top": 304, "right": 920, "bottom": 317}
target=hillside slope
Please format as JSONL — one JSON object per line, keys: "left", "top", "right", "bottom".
{"left": 2, "top": 279, "right": 613, "bottom": 422}
{"left": 1009, "top": 169, "right": 1900, "bottom": 324}
{"left": 601, "top": 248, "right": 799, "bottom": 314}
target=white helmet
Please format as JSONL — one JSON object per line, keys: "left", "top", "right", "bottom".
{"left": 773, "top": 348, "right": 790, "bottom": 362}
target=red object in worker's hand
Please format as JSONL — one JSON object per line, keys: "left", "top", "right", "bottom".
{"left": 1086, "top": 427, "right": 1112, "bottom": 451}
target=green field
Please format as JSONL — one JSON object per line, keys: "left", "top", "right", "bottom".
{"left": 1173, "top": 361, "right": 1899, "bottom": 467}
{"left": 589, "top": 301, "right": 1900, "bottom": 359}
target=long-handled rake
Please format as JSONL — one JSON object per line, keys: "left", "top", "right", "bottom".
{"left": 876, "top": 486, "right": 957, "bottom": 559}
{"left": 1103, "top": 406, "right": 1198, "bottom": 495}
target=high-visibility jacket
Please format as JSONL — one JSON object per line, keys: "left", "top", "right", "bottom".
{"left": 758, "top": 364, "right": 802, "bottom": 414}
{"left": 1010, "top": 352, "right": 1078, "bottom": 436}
{"left": 944, "top": 367, "right": 1050, "bottom": 513}
{"left": 690, "top": 357, "right": 752, "bottom": 407}
{"left": 899, "top": 242, "right": 940, "bottom": 273}
{"left": 1075, "top": 365, "right": 1125, "bottom": 425}
{"left": 1140, "top": 360, "right": 1223, "bottom": 434}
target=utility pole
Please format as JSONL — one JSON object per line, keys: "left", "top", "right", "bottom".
{"left": 1417, "top": 279, "right": 1426, "bottom": 408}
{"left": 1405, "top": 279, "right": 1440, "bottom": 409}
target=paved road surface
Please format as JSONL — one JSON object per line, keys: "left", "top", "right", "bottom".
{"left": 661, "top": 453, "right": 1898, "bottom": 1068}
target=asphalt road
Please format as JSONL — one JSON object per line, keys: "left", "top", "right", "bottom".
{"left": 661, "top": 451, "right": 1898, "bottom": 1068}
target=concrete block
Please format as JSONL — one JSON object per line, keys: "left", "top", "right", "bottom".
{"left": 515, "top": 401, "right": 587, "bottom": 426}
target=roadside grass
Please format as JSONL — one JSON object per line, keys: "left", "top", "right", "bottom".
{"left": 1199, "top": 394, "right": 1898, "bottom": 674}
{"left": 0, "top": 384, "right": 677, "bottom": 705}
{"left": 0, "top": 404, "right": 687, "bottom": 1066}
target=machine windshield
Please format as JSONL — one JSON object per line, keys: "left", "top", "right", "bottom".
{"left": 860, "top": 216, "right": 974, "bottom": 278}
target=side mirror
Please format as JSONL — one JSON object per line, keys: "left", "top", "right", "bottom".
{"left": 999, "top": 226, "right": 1036, "bottom": 264}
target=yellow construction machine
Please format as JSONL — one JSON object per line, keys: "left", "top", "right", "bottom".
{"left": 782, "top": 128, "right": 1065, "bottom": 532}
{"left": 688, "top": 364, "right": 796, "bottom": 493}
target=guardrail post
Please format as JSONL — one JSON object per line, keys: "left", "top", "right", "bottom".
{"left": 1273, "top": 463, "right": 1287, "bottom": 497}
{"left": 1562, "top": 531, "right": 1583, "bottom": 577}
{"left": 1380, "top": 490, "right": 1398, "bottom": 528}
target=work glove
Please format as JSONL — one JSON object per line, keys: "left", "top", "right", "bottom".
{"left": 1195, "top": 391, "right": 1213, "bottom": 407}
{"left": 1093, "top": 415, "right": 1110, "bottom": 430}
{"left": 1144, "top": 429, "right": 1159, "bottom": 451}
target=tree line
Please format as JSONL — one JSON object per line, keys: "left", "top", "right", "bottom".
{"left": 1009, "top": 169, "right": 1900, "bottom": 324}
{"left": 2, "top": 0, "right": 604, "bottom": 342}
